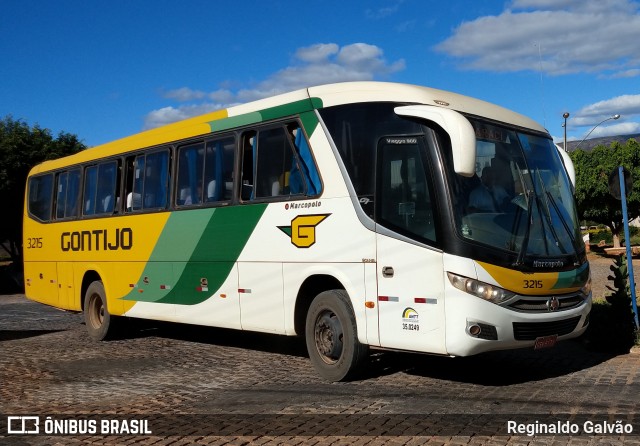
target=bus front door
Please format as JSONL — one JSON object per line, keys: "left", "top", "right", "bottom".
{"left": 375, "top": 233, "right": 446, "bottom": 354}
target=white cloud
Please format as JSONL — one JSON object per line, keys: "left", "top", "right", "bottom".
{"left": 511, "top": 0, "right": 637, "bottom": 14}
{"left": 434, "top": 0, "right": 640, "bottom": 76}
{"left": 143, "top": 107, "right": 184, "bottom": 130}
{"left": 236, "top": 43, "right": 404, "bottom": 101}
{"left": 588, "top": 121, "right": 640, "bottom": 137}
{"left": 575, "top": 94, "right": 640, "bottom": 121}
{"left": 143, "top": 103, "right": 228, "bottom": 130}
{"left": 208, "top": 89, "right": 235, "bottom": 103}
{"left": 162, "top": 87, "right": 206, "bottom": 102}
{"left": 365, "top": 0, "right": 404, "bottom": 19}
{"left": 295, "top": 43, "right": 339, "bottom": 63}
{"left": 608, "top": 69, "right": 640, "bottom": 79}
{"left": 561, "top": 94, "right": 640, "bottom": 138}
{"left": 144, "top": 42, "right": 405, "bottom": 129}
{"left": 555, "top": 120, "right": 640, "bottom": 142}
{"left": 162, "top": 87, "right": 235, "bottom": 103}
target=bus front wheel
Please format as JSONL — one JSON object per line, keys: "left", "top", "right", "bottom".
{"left": 305, "top": 290, "right": 368, "bottom": 381}
{"left": 84, "top": 281, "right": 113, "bottom": 341}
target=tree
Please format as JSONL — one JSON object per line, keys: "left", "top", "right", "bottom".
{"left": 0, "top": 116, "right": 85, "bottom": 263}
{"left": 570, "top": 139, "right": 640, "bottom": 247}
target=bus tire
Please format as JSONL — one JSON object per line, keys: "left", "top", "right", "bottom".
{"left": 305, "top": 289, "right": 368, "bottom": 382}
{"left": 84, "top": 281, "right": 113, "bottom": 341}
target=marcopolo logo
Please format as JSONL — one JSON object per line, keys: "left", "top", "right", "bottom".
{"left": 278, "top": 214, "right": 330, "bottom": 248}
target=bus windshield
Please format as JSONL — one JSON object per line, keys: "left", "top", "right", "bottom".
{"left": 453, "top": 119, "right": 583, "bottom": 261}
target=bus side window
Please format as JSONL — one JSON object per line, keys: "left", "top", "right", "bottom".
{"left": 55, "top": 171, "right": 69, "bottom": 219}
{"left": 126, "top": 150, "right": 169, "bottom": 211}
{"left": 96, "top": 161, "right": 117, "bottom": 214}
{"left": 254, "top": 126, "right": 302, "bottom": 199}
{"left": 84, "top": 161, "right": 118, "bottom": 217}
{"left": 176, "top": 142, "right": 205, "bottom": 206}
{"left": 83, "top": 166, "right": 98, "bottom": 216}
{"left": 376, "top": 138, "right": 438, "bottom": 244}
{"left": 132, "top": 155, "right": 145, "bottom": 210}
{"left": 204, "top": 135, "right": 235, "bottom": 202}
{"left": 54, "top": 168, "right": 81, "bottom": 219}
{"left": 66, "top": 169, "right": 81, "bottom": 217}
{"left": 28, "top": 174, "right": 54, "bottom": 222}
{"left": 124, "top": 156, "right": 136, "bottom": 212}
{"left": 145, "top": 151, "right": 169, "bottom": 209}
{"left": 240, "top": 125, "right": 320, "bottom": 201}
{"left": 291, "top": 126, "right": 321, "bottom": 196}
{"left": 240, "top": 132, "right": 256, "bottom": 201}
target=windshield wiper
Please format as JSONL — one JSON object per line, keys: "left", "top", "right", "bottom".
{"left": 535, "top": 171, "right": 583, "bottom": 266}
{"left": 534, "top": 173, "right": 565, "bottom": 255}
{"left": 544, "top": 190, "right": 582, "bottom": 266}
{"left": 514, "top": 190, "right": 533, "bottom": 267}
{"left": 536, "top": 170, "right": 578, "bottom": 256}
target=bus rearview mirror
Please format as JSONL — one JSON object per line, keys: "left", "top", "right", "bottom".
{"left": 395, "top": 105, "right": 476, "bottom": 177}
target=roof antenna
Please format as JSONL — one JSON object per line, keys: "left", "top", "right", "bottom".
{"left": 534, "top": 42, "right": 547, "bottom": 128}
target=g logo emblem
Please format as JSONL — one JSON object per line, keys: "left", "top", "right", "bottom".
{"left": 278, "top": 214, "right": 330, "bottom": 248}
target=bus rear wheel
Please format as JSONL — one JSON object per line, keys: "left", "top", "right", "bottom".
{"left": 305, "top": 290, "right": 368, "bottom": 382}
{"left": 84, "top": 281, "right": 113, "bottom": 341}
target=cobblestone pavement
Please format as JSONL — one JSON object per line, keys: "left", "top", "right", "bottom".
{"left": 1, "top": 288, "right": 640, "bottom": 445}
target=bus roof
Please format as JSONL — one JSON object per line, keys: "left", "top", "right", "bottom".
{"left": 309, "top": 82, "right": 546, "bottom": 133}
{"left": 31, "top": 81, "right": 547, "bottom": 174}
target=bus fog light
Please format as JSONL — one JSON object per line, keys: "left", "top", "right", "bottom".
{"left": 468, "top": 324, "right": 481, "bottom": 336}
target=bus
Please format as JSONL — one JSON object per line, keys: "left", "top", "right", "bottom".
{"left": 23, "top": 82, "right": 591, "bottom": 381}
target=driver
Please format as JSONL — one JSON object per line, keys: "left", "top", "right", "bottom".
{"left": 468, "top": 166, "right": 509, "bottom": 212}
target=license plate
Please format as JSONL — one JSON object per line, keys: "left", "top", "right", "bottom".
{"left": 534, "top": 334, "right": 558, "bottom": 350}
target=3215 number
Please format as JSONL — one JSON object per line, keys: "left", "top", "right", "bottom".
{"left": 26, "top": 237, "right": 43, "bottom": 249}
{"left": 523, "top": 279, "right": 543, "bottom": 289}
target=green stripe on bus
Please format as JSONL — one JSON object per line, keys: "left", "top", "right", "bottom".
{"left": 258, "top": 99, "right": 317, "bottom": 121}
{"left": 299, "top": 111, "right": 320, "bottom": 137}
{"left": 552, "top": 262, "right": 590, "bottom": 290}
{"left": 208, "top": 113, "right": 262, "bottom": 133}
{"left": 123, "top": 204, "right": 267, "bottom": 304}
{"left": 206, "top": 98, "right": 321, "bottom": 133}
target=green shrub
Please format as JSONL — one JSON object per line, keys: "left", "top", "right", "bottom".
{"left": 586, "top": 226, "right": 640, "bottom": 246}
{"left": 583, "top": 255, "right": 637, "bottom": 353}
{"left": 588, "top": 229, "right": 612, "bottom": 245}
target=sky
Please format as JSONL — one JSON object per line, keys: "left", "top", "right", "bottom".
{"left": 2, "top": 0, "right": 640, "bottom": 148}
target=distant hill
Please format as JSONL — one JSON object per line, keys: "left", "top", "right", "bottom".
{"left": 559, "top": 133, "right": 640, "bottom": 152}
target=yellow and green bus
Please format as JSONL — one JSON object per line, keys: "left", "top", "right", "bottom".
{"left": 24, "top": 82, "right": 591, "bottom": 381}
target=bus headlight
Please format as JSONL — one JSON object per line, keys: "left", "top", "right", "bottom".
{"left": 447, "top": 272, "right": 515, "bottom": 304}
{"left": 580, "top": 274, "right": 592, "bottom": 297}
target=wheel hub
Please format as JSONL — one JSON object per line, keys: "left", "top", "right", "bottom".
{"left": 315, "top": 312, "right": 343, "bottom": 361}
